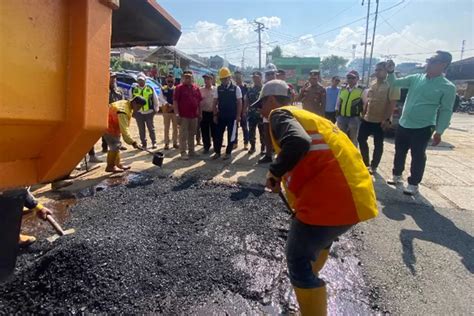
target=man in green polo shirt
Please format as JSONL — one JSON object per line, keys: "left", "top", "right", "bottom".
{"left": 385, "top": 51, "right": 456, "bottom": 195}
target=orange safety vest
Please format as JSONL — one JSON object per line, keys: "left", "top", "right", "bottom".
{"left": 269, "top": 106, "right": 378, "bottom": 226}
{"left": 106, "top": 100, "right": 132, "bottom": 136}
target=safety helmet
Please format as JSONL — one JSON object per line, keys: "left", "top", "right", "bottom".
{"left": 264, "top": 63, "right": 278, "bottom": 73}
{"left": 218, "top": 67, "right": 232, "bottom": 79}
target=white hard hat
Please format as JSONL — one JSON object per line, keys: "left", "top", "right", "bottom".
{"left": 264, "top": 63, "right": 278, "bottom": 73}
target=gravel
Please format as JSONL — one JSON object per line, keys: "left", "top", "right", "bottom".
{"left": 0, "top": 175, "right": 290, "bottom": 314}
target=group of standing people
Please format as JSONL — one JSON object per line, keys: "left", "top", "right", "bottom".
{"left": 296, "top": 51, "right": 456, "bottom": 196}
{"left": 106, "top": 50, "right": 456, "bottom": 198}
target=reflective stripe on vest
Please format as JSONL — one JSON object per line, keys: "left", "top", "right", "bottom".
{"left": 132, "top": 85, "right": 154, "bottom": 111}
{"left": 269, "top": 106, "right": 378, "bottom": 226}
{"left": 339, "top": 88, "right": 363, "bottom": 117}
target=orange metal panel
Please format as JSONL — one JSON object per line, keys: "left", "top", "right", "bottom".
{"left": 0, "top": 0, "right": 112, "bottom": 189}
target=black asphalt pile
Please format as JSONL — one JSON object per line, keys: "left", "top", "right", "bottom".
{"left": 0, "top": 175, "right": 290, "bottom": 314}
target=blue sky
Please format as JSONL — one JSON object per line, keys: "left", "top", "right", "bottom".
{"left": 159, "top": 0, "right": 473, "bottom": 66}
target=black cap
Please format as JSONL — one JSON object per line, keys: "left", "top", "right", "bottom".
{"left": 202, "top": 73, "right": 213, "bottom": 78}
{"left": 252, "top": 71, "right": 262, "bottom": 77}
{"left": 276, "top": 69, "right": 286, "bottom": 75}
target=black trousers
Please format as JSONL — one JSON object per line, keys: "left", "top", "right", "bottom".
{"left": 325, "top": 111, "right": 336, "bottom": 123}
{"left": 200, "top": 111, "right": 215, "bottom": 151}
{"left": 248, "top": 119, "right": 264, "bottom": 149}
{"left": 213, "top": 117, "right": 236, "bottom": 155}
{"left": 393, "top": 125, "right": 433, "bottom": 185}
{"left": 357, "top": 120, "right": 384, "bottom": 169}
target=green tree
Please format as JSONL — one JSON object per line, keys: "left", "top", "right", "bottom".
{"left": 321, "top": 55, "right": 349, "bottom": 77}
{"left": 271, "top": 45, "right": 283, "bottom": 59}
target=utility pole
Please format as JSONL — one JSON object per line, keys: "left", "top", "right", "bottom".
{"left": 460, "top": 39, "right": 466, "bottom": 60}
{"left": 367, "top": 0, "right": 379, "bottom": 86}
{"left": 254, "top": 20, "right": 265, "bottom": 70}
{"left": 361, "top": 0, "right": 371, "bottom": 83}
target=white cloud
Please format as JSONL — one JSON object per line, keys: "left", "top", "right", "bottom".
{"left": 177, "top": 19, "right": 455, "bottom": 67}
{"left": 176, "top": 16, "right": 282, "bottom": 67}
{"left": 255, "top": 16, "right": 281, "bottom": 29}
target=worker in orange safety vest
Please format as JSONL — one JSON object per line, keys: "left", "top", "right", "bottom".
{"left": 251, "top": 79, "right": 378, "bottom": 315}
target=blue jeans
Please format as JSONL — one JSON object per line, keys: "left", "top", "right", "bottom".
{"left": 286, "top": 217, "right": 352, "bottom": 288}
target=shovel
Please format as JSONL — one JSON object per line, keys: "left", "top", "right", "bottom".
{"left": 46, "top": 215, "right": 75, "bottom": 242}
{"left": 268, "top": 178, "right": 294, "bottom": 216}
{"left": 141, "top": 148, "right": 164, "bottom": 167}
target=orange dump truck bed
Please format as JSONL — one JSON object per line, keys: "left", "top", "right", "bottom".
{"left": 0, "top": 0, "right": 115, "bottom": 189}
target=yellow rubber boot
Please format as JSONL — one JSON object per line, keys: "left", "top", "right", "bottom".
{"left": 294, "top": 285, "right": 327, "bottom": 316}
{"left": 312, "top": 248, "right": 330, "bottom": 274}
{"left": 18, "top": 234, "right": 36, "bottom": 247}
{"left": 115, "top": 152, "right": 131, "bottom": 170}
{"left": 105, "top": 152, "right": 121, "bottom": 173}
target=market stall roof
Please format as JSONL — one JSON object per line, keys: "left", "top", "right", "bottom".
{"left": 144, "top": 46, "right": 208, "bottom": 68}
{"left": 111, "top": 0, "right": 181, "bottom": 48}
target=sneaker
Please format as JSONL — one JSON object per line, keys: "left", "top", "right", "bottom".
{"left": 222, "top": 153, "right": 231, "bottom": 160}
{"left": 367, "top": 166, "right": 377, "bottom": 175}
{"left": 258, "top": 155, "right": 272, "bottom": 164}
{"left": 211, "top": 153, "right": 221, "bottom": 160}
{"left": 119, "top": 146, "right": 127, "bottom": 151}
{"left": 141, "top": 144, "right": 147, "bottom": 150}
{"left": 248, "top": 146, "right": 256, "bottom": 154}
{"left": 173, "top": 143, "right": 179, "bottom": 149}
{"left": 164, "top": 144, "right": 170, "bottom": 150}
{"left": 387, "top": 175, "right": 403, "bottom": 185}
{"left": 203, "top": 148, "right": 210, "bottom": 154}
{"left": 403, "top": 184, "right": 419, "bottom": 195}
{"left": 88, "top": 155, "right": 103, "bottom": 163}
{"left": 180, "top": 153, "right": 189, "bottom": 160}
{"left": 151, "top": 143, "right": 157, "bottom": 149}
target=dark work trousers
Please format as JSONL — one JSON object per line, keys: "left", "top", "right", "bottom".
{"left": 235, "top": 114, "right": 250, "bottom": 145}
{"left": 357, "top": 120, "right": 384, "bottom": 169}
{"left": 325, "top": 111, "right": 336, "bottom": 123}
{"left": 393, "top": 125, "right": 434, "bottom": 186}
{"left": 248, "top": 120, "right": 264, "bottom": 150}
{"left": 263, "top": 122, "right": 274, "bottom": 158}
{"left": 200, "top": 111, "right": 215, "bottom": 151}
{"left": 134, "top": 112, "right": 156, "bottom": 147}
{"left": 101, "top": 137, "right": 108, "bottom": 151}
{"left": 214, "top": 117, "right": 236, "bottom": 155}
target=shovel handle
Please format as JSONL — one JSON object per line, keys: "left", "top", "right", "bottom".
{"left": 46, "top": 215, "right": 65, "bottom": 236}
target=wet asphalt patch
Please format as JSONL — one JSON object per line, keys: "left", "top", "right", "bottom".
{"left": 1, "top": 174, "right": 376, "bottom": 314}
{"left": 0, "top": 176, "right": 291, "bottom": 314}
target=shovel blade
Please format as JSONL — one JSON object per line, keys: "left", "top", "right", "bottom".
{"left": 46, "top": 228, "right": 75, "bottom": 243}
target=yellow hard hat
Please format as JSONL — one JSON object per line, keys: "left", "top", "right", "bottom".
{"left": 218, "top": 67, "right": 231, "bottom": 79}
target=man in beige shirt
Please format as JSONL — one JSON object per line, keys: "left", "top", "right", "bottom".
{"left": 297, "top": 70, "right": 326, "bottom": 116}
{"left": 358, "top": 61, "right": 400, "bottom": 174}
{"left": 199, "top": 73, "right": 216, "bottom": 153}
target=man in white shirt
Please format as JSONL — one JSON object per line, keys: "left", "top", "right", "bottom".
{"left": 199, "top": 73, "right": 217, "bottom": 153}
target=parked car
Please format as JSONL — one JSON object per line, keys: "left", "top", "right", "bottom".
{"left": 115, "top": 72, "right": 162, "bottom": 100}
{"left": 385, "top": 88, "right": 408, "bottom": 137}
